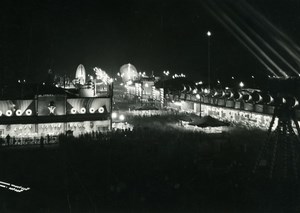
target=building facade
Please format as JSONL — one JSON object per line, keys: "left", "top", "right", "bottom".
{"left": 0, "top": 94, "right": 112, "bottom": 138}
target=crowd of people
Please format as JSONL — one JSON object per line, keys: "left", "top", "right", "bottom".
{"left": 0, "top": 134, "right": 58, "bottom": 147}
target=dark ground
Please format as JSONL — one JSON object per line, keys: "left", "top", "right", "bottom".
{"left": 0, "top": 122, "right": 300, "bottom": 212}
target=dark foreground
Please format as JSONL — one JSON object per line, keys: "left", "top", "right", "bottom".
{"left": 0, "top": 127, "right": 300, "bottom": 212}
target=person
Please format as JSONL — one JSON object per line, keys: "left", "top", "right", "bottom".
{"left": 6, "top": 134, "right": 10, "bottom": 146}
{"left": 47, "top": 134, "right": 50, "bottom": 144}
{"left": 40, "top": 136, "right": 44, "bottom": 148}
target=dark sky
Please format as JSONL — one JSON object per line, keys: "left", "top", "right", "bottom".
{"left": 1, "top": 0, "right": 300, "bottom": 87}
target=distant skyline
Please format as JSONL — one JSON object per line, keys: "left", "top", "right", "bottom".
{"left": 1, "top": 0, "right": 300, "bottom": 87}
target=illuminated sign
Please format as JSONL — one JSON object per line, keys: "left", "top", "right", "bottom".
{"left": 48, "top": 106, "right": 56, "bottom": 114}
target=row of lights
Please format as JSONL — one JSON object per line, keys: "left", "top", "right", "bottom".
{"left": 195, "top": 89, "right": 299, "bottom": 107}
{"left": 0, "top": 180, "right": 30, "bottom": 193}
{"left": 0, "top": 109, "right": 32, "bottom": 117}
{"left": 172, "top": 73, "right": 186, "bottom": 79}
{"left": 70, "top": 107, "right": 105, "bottom": 114}
{"left": 0, "top": 108, "right": 108, "bottom": 116}
{"left": 196, "top": 80, "right": 246, "bottom": 88}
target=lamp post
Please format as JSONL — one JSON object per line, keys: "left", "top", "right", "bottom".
{"left": 207, "top": 31, "right": 212, "bottom": 90}
{"left": 251, "top": 75, "right": 255, "bottom": 88}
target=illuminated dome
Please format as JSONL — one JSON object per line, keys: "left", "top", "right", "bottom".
{"left": 75, "top": 64, "right": 86, "bottom": 85}
{"left": 120, "top": 63, "right": 138, "bottom": 83}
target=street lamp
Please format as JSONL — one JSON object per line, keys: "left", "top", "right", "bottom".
{"left": 251, "top": 75, "right": 255, "bottom": 88}
{"left": 239, "top": 81, "right": 244, "bottom": 88}
{"left": 207, "top": 31, "right": 212, "bottom": 90}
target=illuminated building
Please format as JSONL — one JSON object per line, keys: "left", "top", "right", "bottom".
{"left": 0, "top": 66, "right": 113, "bottom": 138}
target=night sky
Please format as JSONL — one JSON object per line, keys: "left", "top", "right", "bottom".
{"left": 1, "top": 0, "right": 300, "bottom": 87}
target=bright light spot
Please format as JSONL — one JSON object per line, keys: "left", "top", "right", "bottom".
{"left": 282, "top": 97, "right": 286, "bottom": 103}
{"left": 127, "top": 80, "right": 133, "bottom": 85}
{"left": 196, "top": 94, "right": 201, "bottom": 99}
{"left": 119, "top": 114, "right": 125, "bottom": 121}
{"left": 207, "top": 31, "right": 211, "bottom": 36}
{"left": 98, "top": 107, "right": 105, "bottom": 113}
{"left": 231, "top": 76, "right": 235, "bottom": 80}
{"left": 239, "top": 82, "right": 244, "bottom": 88}
{"left": 251, "top": 75, "right": 255, "bottom": 79}
{"left": 294, "top": 99, "right": 299, "bottom": 107}
{"left": 80, "top": 107, "right": 86, "bottom": 114}
{"left": 217, "top": 80, "right": 220, "bottom": 84}
{"left": 225, "top": 87, "right": 229, "bottom": 90}
{"left": 16, "top": 110, "right": 22, "bottom": 116}
{"left": 163, "top": 70, "right": 170, "bottom": 76}
{"left": 112, "top": 112, "right": 117, "bottom": 119}
{"left": 89, "top": 108, "right": 95, "bottom": 113}
{"left": 192, "top": 89, "right": 197, "bottom": 94}
{"left": 6, "top": 110, "right": 12, "bottom": 116}
{"left": 71, "top": 108, "right": 77, "bottom": 114}
{"left": 25, "top": 109, "right": 32, "bottom": 116}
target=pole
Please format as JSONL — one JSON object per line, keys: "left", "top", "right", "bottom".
{"left": 208, "top": 34, "right": 211, "bottom": 90}
{"left": 206, "top": 31, "right": 212, "bottom": 90}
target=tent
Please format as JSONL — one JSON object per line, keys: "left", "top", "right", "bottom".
{"left": 188, "top": 115, "right": 230, "bottom": 128}
{"left": 177, "top": 113, "right": 200, "bottom": 122}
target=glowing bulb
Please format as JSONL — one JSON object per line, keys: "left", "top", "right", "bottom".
{"left": 119, "top": 114, "right": 125, "bottom": 121}
{"left": 71, "top": 108, "right": 77, "bottom": 114}
{"left": 98, "top": 107, "right": 105, "bottom": 113}
{"left": 112, "top": 112, "right": 117, "bottom": 119}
